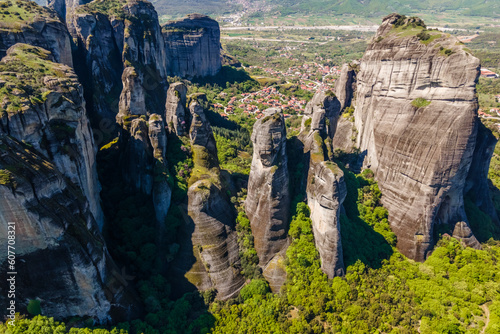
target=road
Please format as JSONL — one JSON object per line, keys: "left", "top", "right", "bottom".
{"left": 221, "top": 36, "right": 318, "bottom": 43}
{"left": 481, "top": 303, "right": 490, "bottom": 334}
{"left": 221, "top": 25, "right": 379, "bottom": 32}
{"left": 221, "top": 25, "right": 469, "bottom": 33}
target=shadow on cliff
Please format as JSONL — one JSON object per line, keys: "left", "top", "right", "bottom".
{"left": 338, "top": 165, "right": 394, "bottom": 269}
{"left": 465, "top": 186, "right": 500, "bottom": 242}
{"left": 192, "top": 65, "right": 257, "bottom": 88}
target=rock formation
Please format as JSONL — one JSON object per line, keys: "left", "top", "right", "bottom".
{"left": 345, "top": 14, "right": 485, "bottom": 260}
{"left": 301, "top": 90, "right": 341, "bottom": 141}
{"left": 465, "top": 122, "right": 499, "bottom": 222}
{"left": 185, "top": 98, "right": 244, "bottom": 300}
{"left": 0, "top": 0, "right": 73, "bottom": 66}
{"left": 70, "top": 0, "right": 167, "bottom": 120}
{"left": 0, "top": 44, "right": 103, "bottom": 227}
{"left": 47, "top": 0, "right": 91, "bottom": 21}
{"left": 301, "top": 92, "right": 347, "bottom": 278}
{"left": 162, "top": 14, "right": 222, "bottom": 79}
{"left": 334, "top": 62, "right": 358, "bottom": 112}
{"left": 246, "top": 108, "right": 289, "bottom": 291}
{"left": 165, "top": 82, "right": 189, "bottom": 135}
{"left": 331, "top": 63, "right": 358, "bottom": 154}
{"left": 0, "top": 136, "right": 139, "bottom": 322}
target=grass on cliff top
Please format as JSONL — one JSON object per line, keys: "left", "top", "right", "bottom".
{"left": 0, "top": 0, "right": 56, "bottom": 27}
{"left": 77, "top": 0, "right": 127, "bottom": 18}
{"left": 188, "top": 145, "right": 220, "bottom": 188}
{"left": 389, "top": 25, "right": 443, "bottom": 45}
{"left": 0, "top": 44, "right": 70, "bottom": 114}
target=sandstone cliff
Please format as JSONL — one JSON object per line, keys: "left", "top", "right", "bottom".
{"left": 0, "top": 0, "right": 73, "bottom": 66}
{"left": 331, "top": 63, "right": 358, "bottom": 154}
{"left": 185, "top": 98, "right": 244, "bottom": 300}
{"left": 246, "top": 108, "right": 289, "bottom": 291}
{"left": 0, "top": 136, "right": 139, "bottom": 322}
{"left": 162, "top": 14, "right": 221, "bottom": 79}
{"left": 165, "top": 82, "right": 189, "bottom": 135}
{"left": 70, "top": 0, "right": 167, "bottom": 120}
{"left": 0, "top": 44, "right": 103, "bottom": 227}
{"left": 348, "top": 14, "right": 484, "bottom": 260}
{"left": 301, "top": 92, "right": 346, "bottom": 278}
{"left": 47, "top": 0, "right": 91, "bottom": 21}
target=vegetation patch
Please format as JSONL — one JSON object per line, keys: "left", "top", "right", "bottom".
{"left": 77, "top": 0, "right": 127, "bottom": 19}
{"left": 0, "top": 45, "right": 73, "bottom": 115}
{"left": 439, "top": 46, "right": 455, "bottom": 56}
{"left": 411, "top": 97, "right": 431, "bottom": 108}
{"left": 0, "top": 0, "right": 55, "bottom": 27}
{"left": 0, "top": 169, "right": 15, "bottom": 188}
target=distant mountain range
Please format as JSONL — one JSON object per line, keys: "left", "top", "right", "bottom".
{"left": 152, "top": 0, "right": 500, "bottom": 20}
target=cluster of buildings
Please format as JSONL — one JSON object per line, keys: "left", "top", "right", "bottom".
{"left": 213, "top": 62, "right": 342, "bottom": 120}
{"left": 214, "top": 86, "right": 308, "bottom": 119}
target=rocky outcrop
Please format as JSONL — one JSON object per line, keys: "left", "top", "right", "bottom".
{"left": 70, "top": 0, "right": 167, "bottom": 120}
{"left": 351, "top": 13, "right": 485, "bottom": 260}
{"left": 301, "top": 90, "right": 341, "bottom": 143}
{"left": 331, "top": 63, "right": 358, "bottom": 154}
{"left": 162, "top": 14, "right": 221, "bottom": 79}
{"left": 246, "top": 108, "right": 289, "bottom": 290}
{"left": 452, "top": 221, "right": 481, "bottom": 249}
{"left": 306, "top": 149, "right": 346, "bottom": 278}
{"left": 0, "top": 44, "right": 103, "bottom": 227}
{"left": 0, "top": 136, "right": 140, "bottom": 322}
{"left": 0, "top": 0, "right": 73, "bottom": 66}
{"left": 149, "top": 115, "right": 171, "bottom": 225}
{"left": 165, "top": 82, "right": 189, "bottom": 135}
{"left": 185, "top": 101, "right": 244, "bottom": 300}
{"left": 301, "top": 92, "right": 347, "bottom": 278}
{"left": 47, "top": 0, "right": 91, "bottom": 21}
{"left": 334, "top": 62, "right": 358, "bottom": 112}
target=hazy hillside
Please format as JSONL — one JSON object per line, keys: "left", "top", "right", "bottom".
{"left": 152, "top": 0, "right": 500, "bottom": 21}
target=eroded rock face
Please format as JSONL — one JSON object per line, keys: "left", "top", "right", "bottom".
{"left": 331, "top": 64, "right": 358, "bottom": 154}
{"left": 47, "top": 0, "right": 91, "bottom": 21}
{"left": 246, "top": 108, "right": 289, "bottom": 290}
{"left": 70, "top": 0, "right": 167, "bottom": 120}
{"left": 0, "top": 44, "right": 103, "bottom": 227}
{"left": 0, "top": 131, "right": 139, "bottom": 323}
{"left": 301, "top": 93, "right": 347, "bottom": 278}
{"left": 185, "top": 103, "right": 244, "bottom": 300}
{"left": 335, "top": 63, "right": 358, "bottom": 112}
{"left": 165, "top": 82, "right": 189, "bottom": 135}
{"left": 163, "top": 14, "right": 221, "bottom": 79}
{"left": 306, "top": 152, "right": 346, "bottom": 278}
{"left": 352, "top": 13, "right": 483, "bottom": 260}
{"left": 301, "top": 91, "right": 341, "bottom": 141}
{"left": 0, "top": 1, "right": 73, "bottom": 66}
{"left": 452, "top": 222, "right": 481, "bottom": 249}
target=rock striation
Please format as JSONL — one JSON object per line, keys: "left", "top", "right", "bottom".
{"left": 0, "top": 136, "right": 139, "bottom": 322}
{"left": 347, "top": 14, "right": 486, "bottom": 260}
{"left": 0, "top": 44, "right": 103, "bottom": 227}
{"left": 301, "top": 92, "right": 347, "bottom": 278}
{"left": 185, "top": 97, "right": 244, "bottom": 300}
{"left": 246, "top": 108, "right": 289, "bottom": 291}
{"left": 165, "top": 82, "right": 189, "bottom": 135}
{"left": 162, "top": 14, "right": 222, "bottom": 79}
{"left": 0, "top": 0, "right": 73, "bottom": 66}
{"left": 70, "top": 0, "right": 167, "bottom": 120}
{"left": 47, "top": 0, "right": 91, "bottom": 21}
{"left": 331, "top": 63, "right": 358, "bottom": 154}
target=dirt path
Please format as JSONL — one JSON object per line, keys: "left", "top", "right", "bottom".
{"left": 482, "top": 303, "right": 490, "bottom": 334}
